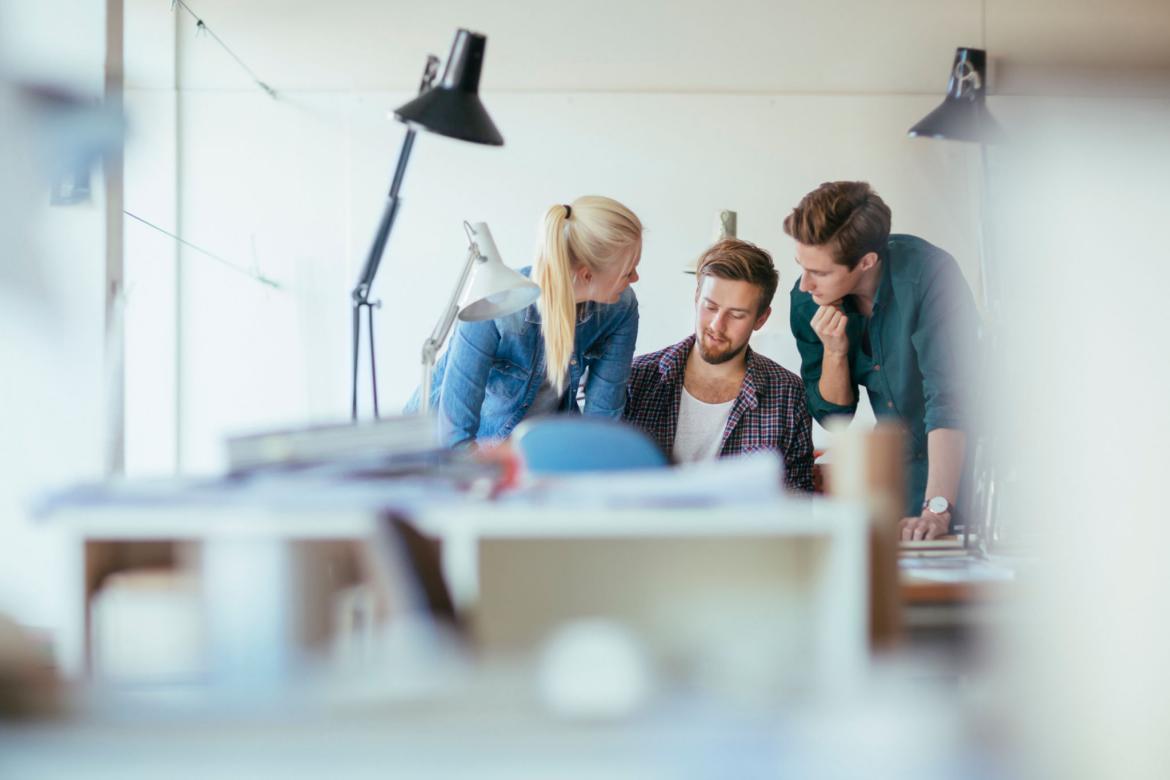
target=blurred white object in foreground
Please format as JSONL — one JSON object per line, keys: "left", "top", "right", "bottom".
{"left": 538, "top": 619, "right": 654, "bottom": 720}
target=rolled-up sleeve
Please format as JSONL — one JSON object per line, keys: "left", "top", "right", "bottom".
{"left": 910, "top": 258, "right": 979, "bottom": 433}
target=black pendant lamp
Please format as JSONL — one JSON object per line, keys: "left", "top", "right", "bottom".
{"left": 350, "top": 28, "right": 503, "bottom": 421}
{"left": 909, "top": 47, "right": 1003, "bottom": 144}
{"left": 394, "top": 29, "right": 504, "bottom": 146}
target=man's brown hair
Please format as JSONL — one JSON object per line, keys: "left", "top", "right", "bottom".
{"left": 782, "top": 181, "right": 891, "bottom": 269}
{"left": 695, "top": 239, "right": 779, "bottom": 316}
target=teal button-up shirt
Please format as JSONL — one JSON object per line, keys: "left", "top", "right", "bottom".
{"left": 790, "top": 234, "right": 979, "bottom": 515}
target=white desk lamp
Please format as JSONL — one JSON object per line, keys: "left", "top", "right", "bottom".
{"left": 420, "top": 221, "right": 540, "bottom": 413}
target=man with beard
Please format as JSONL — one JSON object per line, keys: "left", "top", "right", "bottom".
{"left": 623, "top": 239, "right": 814, "bottom": 491}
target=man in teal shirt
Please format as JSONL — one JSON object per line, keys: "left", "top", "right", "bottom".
{"left": 785, "top": 181, "right": 979, "bottom": 540}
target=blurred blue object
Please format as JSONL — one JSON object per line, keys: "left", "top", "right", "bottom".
{"left": 513, "top": 417, "right": 668, "bottom": 474}
{"left": 17, "top": 82, "right": 124, "bottom": 206}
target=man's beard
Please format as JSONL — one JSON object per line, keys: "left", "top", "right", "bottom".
{"left": 696, "top": 331, "right": 747, "bottom": 365}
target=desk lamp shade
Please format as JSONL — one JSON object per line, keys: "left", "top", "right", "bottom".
{"left": 909, "top": 47, "right": 1004, "bottom": 144}
{"left": 394, "top": 29, "right": 504, "bottom": 146}
{"left": 458, "top": 222, "right": 539, "bottom": 322}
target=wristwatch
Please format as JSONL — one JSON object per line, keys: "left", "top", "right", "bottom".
{"left": 923, "top": 496, "right": 959, "bottom": 532}
{"left": 923, "top": 496, "right": 952, "bottom": 516}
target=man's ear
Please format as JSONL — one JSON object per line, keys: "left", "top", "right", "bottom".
{"left": 856, "top": 251, "right": 879, "bottom": 273}
{"left": 753, "top": 306, "right": 772, "bottom": 332}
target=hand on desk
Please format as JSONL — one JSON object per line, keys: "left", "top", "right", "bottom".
{"left": 470, "top": 440, "right": 522, "bottom": 495}
{"left": 900, "top": 510, "right": 950, "bottom": 541}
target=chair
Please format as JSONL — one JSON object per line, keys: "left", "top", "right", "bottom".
{"left": 512, "top": 417, "right": 668, "bottom": 474}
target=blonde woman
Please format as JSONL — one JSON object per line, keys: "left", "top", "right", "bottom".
{"left": 415, "top": 195, "right": 642, "bottom": 447}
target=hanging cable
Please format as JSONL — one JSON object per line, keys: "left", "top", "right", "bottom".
{"left": 124, "top": 210, "right": 283, "bottom": 290}
{"left": 170, "top": 0, "right": 278, "bottom": 98}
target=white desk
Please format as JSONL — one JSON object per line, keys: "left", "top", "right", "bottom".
{"left": 415, "top": 500, "right": 871, "bottom": 697}
{"left": 41, "top": 463, "right": 872, "bottom": 695}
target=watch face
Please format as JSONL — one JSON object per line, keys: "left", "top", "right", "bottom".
{"left": 927, "top": 496, "right": 950, "bottom": 514}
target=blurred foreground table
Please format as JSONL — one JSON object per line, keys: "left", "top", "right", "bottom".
{"left": 898, "top": 537, "right": 1019, "bottom": 660}
{"left": 899, "top": 537, "right": 1016, "bottom": 604}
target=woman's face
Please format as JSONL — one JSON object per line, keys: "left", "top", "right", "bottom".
{"left": 575, "top": 240, "right": 642, "bottom": 304}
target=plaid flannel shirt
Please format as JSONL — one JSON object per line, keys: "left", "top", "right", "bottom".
{"left": 623, "top": 335, "right": 815, "bottom": 492}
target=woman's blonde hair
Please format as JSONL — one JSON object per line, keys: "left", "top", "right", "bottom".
{"left": 534, "top": 195, "right": 642, "bottom": 393}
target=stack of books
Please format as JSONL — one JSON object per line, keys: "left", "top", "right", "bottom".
{"left": 225, "top": 415, "right": 439, "bottom": 473}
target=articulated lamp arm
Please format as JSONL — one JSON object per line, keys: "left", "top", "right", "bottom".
{"left": 420, "top": 224, "right": 484, "bottom": 413}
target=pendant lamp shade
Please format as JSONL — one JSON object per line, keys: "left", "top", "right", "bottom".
{"left": 394, "top": 29, "right": 504, "bottom": 146}
{"left": 909, "top": 47, "right": 1004, "bottom": 144}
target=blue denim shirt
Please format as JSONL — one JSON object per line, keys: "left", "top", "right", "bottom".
{"left": 407, "top": 267, "right": 640, "bottom": 447}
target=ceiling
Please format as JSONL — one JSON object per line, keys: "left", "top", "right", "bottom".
{"left": 114, "top": 0, "right": 1170, "bottom": 96}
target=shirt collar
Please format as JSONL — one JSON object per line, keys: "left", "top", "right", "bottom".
{"left": 656, "top": 335, "right": 695, "bottom": 378}
{"left": 739, "top": 348, "right": 760, "bottom": 409}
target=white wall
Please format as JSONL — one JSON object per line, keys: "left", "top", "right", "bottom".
{"left": 118, "top": 0, "right": 1170, "bottom": 471}
{"left": 123, "top": 0, "right": 178, "bottom": 475}
{"left": 347, "top": 89, "right": 982, "bottom": 408}
{"left": 122, "top": 0, "right": 1020, "bottom": 471}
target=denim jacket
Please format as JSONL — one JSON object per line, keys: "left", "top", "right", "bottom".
{"left": 408, "top": 267, "right": 640, "bottom": 447}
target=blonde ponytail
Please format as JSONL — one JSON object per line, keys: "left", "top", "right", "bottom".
{"left": 536, "top": 205, "right": 577, "bottom": 394}
{"left": 534, "top": 196, "right": 643, "bottom": 394}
